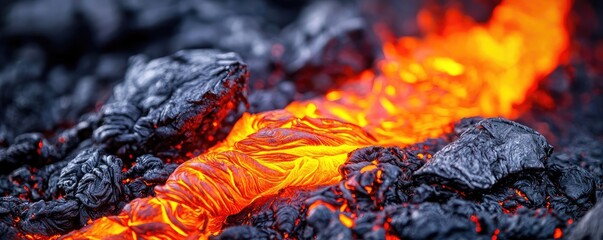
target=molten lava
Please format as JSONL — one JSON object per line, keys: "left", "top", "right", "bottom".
{"left": 287, "top": 0, "right": 571, "bottom": 145}
{"left": 63, "top": 111, "right": 377, "bottom": 239}
{"left": 62, "top": 0, "right": 571, "bottom": 238}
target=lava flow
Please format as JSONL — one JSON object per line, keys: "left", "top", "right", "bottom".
{"left": 62, "top": 0, "right": 571, "bottom": 239}
{"left": 287, "top": 0, "right": 571, "bottom": 145}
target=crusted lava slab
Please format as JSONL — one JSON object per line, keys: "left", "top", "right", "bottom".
{"left": 0, "top": 50, "right": 249, "bottom": 238}
{"left": 93, "top": 49, "right": 249, "bottom": 158}
{"left": 414, "top": 118, "right": 554, "bottom": 190}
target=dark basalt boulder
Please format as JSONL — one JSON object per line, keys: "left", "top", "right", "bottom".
{"left": 57, "top": 148, "right": 124, "bottom": 210}
{"left": 94, "top": 49, "right": 249, "bottom": 158}
{"left": 414, "top": 118, "right": 554, "bottom": 190}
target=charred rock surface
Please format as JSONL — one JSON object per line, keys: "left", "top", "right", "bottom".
{"left": 246, "top": 0, "right": 376, "bottom": 111}
{"left": 0, "top": 50, "right": 249, "bottom": 237}
{"left": 414, "top": 118, "right": 554, "bottom": 190}
{"left": 0, "top": 198, "right": 81, "bottom": 238}
{"left": 248, "top": 81, "right": 297, "bottom": 113}
{"left": 568, "top": 201, "right": 603, "bottom": 240}
{"left": 217, "top": 118, "right": 598, "bottom": 240}
{"left": 93, "top": 50, "right": 248, "bottom": 158}
{"left": 0, "top": 114, "right": 98, "bottom": 175}
{"left": 57, "top": 148, "right": 125, "bottom": 219}
{"left": 279, "top": 0, "right": 375, "bottom": 96}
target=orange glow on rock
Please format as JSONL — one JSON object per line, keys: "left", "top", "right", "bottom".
{"left": 62, "top": 0, "right": 571, "bottom": 239}
{"left": 515, "top": 189, "right": 530, "bottom": 202}
{"left": 339, "top": 214, "right": 354, "bottom": 228}
{"left": 492, "top": 229, "right": 500, "bottom": 240}
{"left": 470, "top": 214, "right": 482, "bottom": 233}
{"left": 554, "top": 228, "right": 563, "bottom": 239}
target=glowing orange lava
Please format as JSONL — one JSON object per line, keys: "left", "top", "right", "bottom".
{"left": 62, "top": 0, "right": 571, "bottom": 239}
{"left": 288, "top": 0, "right": 571, "bottom": 145}
{"left": 63, "top": 111, "right": 377, "bottom": 239}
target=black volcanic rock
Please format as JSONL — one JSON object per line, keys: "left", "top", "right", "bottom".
{"left": 18, "top": 199, "right": 80, "bottom": 236}
{"left": 57, "top": 148, "right": 124, "bottom": 210}
{"left": 568, "top": 201, "right": 603, "bottom": 240}
{"left": 280, "top": 0, "right": 374, "bottom": 94}
{"left": 547, "top": 160, "right": 595, "bottom": 203}
{"left": 3, "top": 0, "right": 77, "bottom": 47}
{"left": 123, "top": 154, "right": 178, "bottom": 199}
{"left": 93, "top": 50, "right": 249, "bottom": 157}
{"left": 248, "top": 81, "right": 297, "bottom": 113}
{"left": 414, "top": 118, "right": 554, "bottom": 190}
{"left": 0, "top": 50, "right": 250, "bottom": 237}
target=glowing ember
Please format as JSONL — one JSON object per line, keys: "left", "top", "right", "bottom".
{"left": 470, "top": 214, "right": 482, "bottom": 233}
{"left": 554, "top": 228, "right": 563, "bottom": 239}
{"left": 62, "top": 0, "right": 571, "bottom": 238}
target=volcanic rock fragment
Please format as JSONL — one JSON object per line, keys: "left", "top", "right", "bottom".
{"left": 568, "top": 201, "right": 603, "bottom": 240}
{"left": 546, "top": 159, "right": 595, "bottom": 204}
{"left": 0, "top": 133, "right": 51, "bottom": 173}
{"left": 18, "top": 199, "right": 80, "bottom": 236}
{"left": 0, "top": 116, "right": 98, "bottom": 174}
{"left": 57, "top": 148, "right": 124, "bottom": 212}
{"left": 414, "top": 118, "right": 553, "bottom": 190}
{"left": 248, "top": 81, "right": 296, "bottom": 113}
{"left": 93, "top": 49, "right": 249, "bottom": 157}
{"left": 123, "top": 154, "right": 179, "bottom": 198}
{"left": 0, "top": 197, "right": 81, "bottom": 237}
{"left": 280, "top": 0, "right": 374, "bottom": 94}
